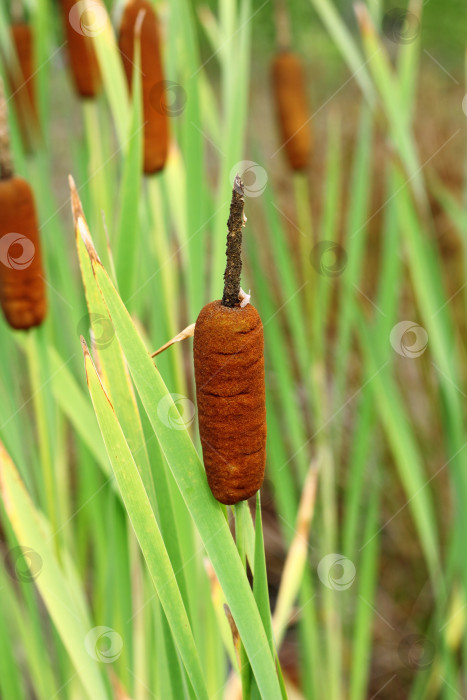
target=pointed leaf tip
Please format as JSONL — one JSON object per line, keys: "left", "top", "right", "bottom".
{"left": 80, "top": 335, "right": 89, "bottom": 356}
{"left": 353, "top": 2, "right": 373, "bottom": 35}
{"left": 68, "top": 174, "right": 83, "bottom": 221}
{"left": 68, "top": 178, "right": 101, "bottom": 265}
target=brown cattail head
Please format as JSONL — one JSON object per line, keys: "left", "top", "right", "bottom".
{"left": 272, "top": 51, "right": 311, "bottom": 171}
{"left": 60, "top": 0, "right": 102, "bottom": 98}
{"left": 0, "top": 176, "right": 46, "bottom": 329}
{"left": 9, "top": 23, "right": 39, "bottom": 149}
{"left": 193, "top": 300, "right": 266, "bottom": 505}
{"left": 118, "top": 0, "right": 169, "bottom": 174}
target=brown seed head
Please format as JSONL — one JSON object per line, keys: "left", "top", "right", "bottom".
{"left": 193, "top": 300, "right": 266, "bottom": 505}
{"left": 118, "top": 0, "right": 169, "bottom": 174}
{"left": 0, "top": 177, "right": 46, "bottom": 329}
{"left": 60, "top": 0, "right": 102, "bottom": 98}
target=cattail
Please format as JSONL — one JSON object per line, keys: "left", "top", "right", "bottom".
{"left": 0, "top": 80, "right": 46, "bottom": 330}
{"left": 9, "top": 23, "right": 38, "bottom": 147}
{"left": 118, "top": 0, "right": 169, "bottom": 174}
{"left": 272, "top": 51, "right": 311, "bottom": 171}
{"left": 60, "top": 0, "right": 102, "bottom": 98}
{"left": 193, "top": 176, "right": 266, "bottom": 505}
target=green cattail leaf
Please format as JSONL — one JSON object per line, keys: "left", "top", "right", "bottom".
{"left": 0, "top": 441, "right": 109, "bottom": 700}
{"left": 83, "top": 344, "right": 209, "bottom": 700}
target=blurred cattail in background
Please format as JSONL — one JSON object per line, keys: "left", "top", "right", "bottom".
{"left": 272, "top": 51, "right": 312, "bottom": 171}
{"left": 0, "top": 79, "right": 46, "bottom": 330}
{"left": 9, "top": 21, "right": 39, "bottom": 150}
{"left": 118, "top": 0, "right": 169, "bottom": 174}
{"left": 60, "top": 0, "right": 102, "bottom": 98}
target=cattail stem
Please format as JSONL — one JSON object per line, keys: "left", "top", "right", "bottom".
{"left": 234, "top": 500, "right": 252, "bottom": 696}
{"left": 0, "top": 78, "right": 14, "bottom": 180}
{"left": 11, "top": 0, "right": 24, "bottom": 22}
{"left": 274, "top": 0, "right": 291, "bottom": 50}
{"left": 222, "top": 175, "right": 245, "bottom": 308}
{"left": 293, "top": 172, "right": 314, "bottom": 338}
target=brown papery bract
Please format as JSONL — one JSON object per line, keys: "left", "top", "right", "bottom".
{"left": 60, "top": 0, "right": 101, "bottom": 98}
{"left": 10, "top": 23, "right": 38, "bottom": 147}
{"left": 0, "top": 177, "right": 46, "bottom": 329}
{"left": 272, "top": 51, "right": 312, "bottom": 171}
{"left": 193, "top": 300, "right": 266, "bottom": 505}
{"left": 118, "top": 0, "right": 169, "bottom": 174}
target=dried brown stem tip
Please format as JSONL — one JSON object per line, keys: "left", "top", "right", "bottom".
{"left": 222, "top": 175, "right": 245, "bottom": 308}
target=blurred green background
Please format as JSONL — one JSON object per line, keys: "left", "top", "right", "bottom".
{"left": 0, "top": 0, "right": 466, "bottom": 699}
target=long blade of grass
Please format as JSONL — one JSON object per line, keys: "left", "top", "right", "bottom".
{"left": 349, "top": 480, "right": 380, "bottom": 700}
{"left": 356, "top": 312, "right": 442, "bottom": 592}
{"left": 272, "top": 460, "right": 319, "bottom": 649}
{"left": 308, "top": 0, "right": 375, "bottom": 104}
{"left": 0, "top": 441, "right": 110, "bottom": 700}
{"left": 49, "top": 346, "right": 110, "bottom": 476}
{"left": 354, "top": 3, "right": 426, "bottom": 208}
{"left": 114, "top": 23, "right": 143, "bottom": 304}
{"left": 253, "top": 493, "right": 274, "bottom": 655}
{"left": 91, "top": 1, "right": 130, "bottom": 145}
